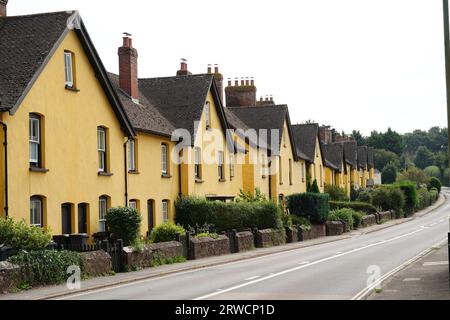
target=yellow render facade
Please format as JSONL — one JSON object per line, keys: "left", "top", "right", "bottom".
{"left": 241, "top": 139, "right": 270, "bottom": 199}
{"left": 0, "top": 31, "right": 129, "bottom": 235}
{"left": 307, "top": 137, "right": 325, "bottom": 193}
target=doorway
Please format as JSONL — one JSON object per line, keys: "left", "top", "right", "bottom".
{"left": 78, "top": 203, "right": 88, "bottom": 234}
{"left": 61, "top": 203, "right": 72, "bottom": 235}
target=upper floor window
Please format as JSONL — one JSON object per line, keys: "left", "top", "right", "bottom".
{"left": 279, "top": 157, "right": 283, "bottom": 185}
{"left": 229, "top": 154, "right": 235, "bottom": 179}
{"left": 97, "top": 127, "right": 107, "bottom": 172}
{"left": 128, "top": 139, "right": 136, "bottom": 172}
{"left": 99, "top": 196, "right": 108, "bottom": 232}
{"left": 218, "top": 151, "right": 224, "bottom": 181}
{"left": 289, "top": 159, "right": 293, "bottom": 186}
{"left": 205, "top": 102, "right": 211, "bottom": 129}
{"left": 162, "top": 200, "right": 169, "bottom": 223}
{"left": 194, "top": 147, "right": 201, "bottom": 179}
{"left": 64, "top": 51, "right": 74, "bottom": 88}
{"left": 30, "top": 196, "right": 43, "bottom": 227}
{"left": 29, "top": 114, "right": 41, "bottom": 168}
{"left": 161, "top": 143, "right": 168, "bottom": 175}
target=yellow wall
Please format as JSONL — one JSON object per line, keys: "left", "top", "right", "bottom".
{"left": 0, "top": 31, "right": 128, "bottom": 236}
{"left": 307, "top": 137, "right": 325, "bottom": 193}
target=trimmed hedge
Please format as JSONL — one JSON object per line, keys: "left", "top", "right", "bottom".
{"left": 287, "top": 193, "right": 330, "bottom": 224}
{"left": 396, "top": 182, "right": 418, "bottom": 216}
{"left": 106, "top": 207, "right": 142, "bottom": 245}
{"left": 372, "top": 186, "right": 405, "bottom": 218}
{"left": 428, "top": 177, "right": 442, "bottom": 194}
{"left": 328, "top": 209, "right": 354, "bottom": 232}
{"left": 150, "top": 222, "right": 185, "bottom": 243}
{"left": 329, "top": 201, "right": 378, "bottom": 214}
{"left": 175, "top": 197, "right": 283, "bottom": 232}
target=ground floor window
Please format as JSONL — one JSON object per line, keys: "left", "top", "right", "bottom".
{"left": 30, "top": 196, "right": 43, "bottom": 227}
{"left": 99, "top": 196, "right": 108, "bottom": 232}
{"left": 162, "top": 200, "right": 169, "bottom": 223}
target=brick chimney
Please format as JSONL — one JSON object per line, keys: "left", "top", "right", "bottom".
{"left": 256, "top": 94, "right": 276, "bottom": 107}
{"left": 319, "top": 126, "right": 333, "bottom": 144}
{"left": 225, "top": 76, "right": 257, "bottom": 107}
{"left": 118, "top": 33, "right": 139, "bottom": 102}
{"left": 0, "top": 0, "right": 8, "bottom": 17}
{"left": 213, "top": 64, "right": 224, "bottom": 105}
{"left": 177, "top": 58, "right": 192, "bottom": 76}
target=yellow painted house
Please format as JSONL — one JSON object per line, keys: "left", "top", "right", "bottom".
{"left": 291, "top": 124, "right": 325, "bottom": 193}
{"left": 321, "top": 143, "right": 346, "bottom": 191}
{"left": 0, "top": 11, "right": 135, "bottom": 236}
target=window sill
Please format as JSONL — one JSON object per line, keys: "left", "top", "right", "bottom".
{"left": 65, "top": 85, "right": 80, "bottom": 92}
{"left": 128, "top": 170, "right": 140, "bottom": 175}
{"left": 29, "top": 167, "right": 49, "bottom": 173}
{"left": 98, "top": 172, "right": 113, "bottom": 177}
{"left": 195, "top": 178, "right": 204, "bottom": 184}
{"left": 161, "top": 173, "right": 172, "bottom": 179}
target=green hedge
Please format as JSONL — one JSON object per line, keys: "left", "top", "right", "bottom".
{"left": 287, "top": 193, "right": 330, "bottom": 224}
{"left": 0, "top": 218, "right": 51, "bottom": 251}
{"left": 417, "top": 188, "right": 431, "bottom": 210}
{"left": 372, "top": 186, "right": 405, "bottom": 218}
{"left": 106, "top": 207, "right": 142, "bottom": 246}
{"left": 328, "top": 209, "right": 354, "bottom": 232}
{"left": 175, "top": 197, "right": 283, "bottom": 232}
{"left": 324, "top": 185, "right": 349, "bottom": 201}
{"left": 428, "top": 177, "right": 442, "bottom": 194}
{"left": 150, "top": 222, "right": 185, "bottom": 243}
{"left": 329, "top": 201, "right": 378, "bottom": 214}
{"left": 8, "top": 250, "right": 83, "bottom": 286}
{"left": 396, "top": 182, "right": 418, "bottom": 216}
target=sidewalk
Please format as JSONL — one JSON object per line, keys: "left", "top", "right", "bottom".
{"left": 367, "top": 241, "right": 450, "bottom": 300}
{"left": 0, "top": 194, "right": 446, "bottom": 300}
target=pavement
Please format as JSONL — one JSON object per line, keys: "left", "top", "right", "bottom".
{"left": 0, "top": 191, "right": 448, "bottom": 300}
{"left": 367, "top": 241, "right": 450, "bottom": 300}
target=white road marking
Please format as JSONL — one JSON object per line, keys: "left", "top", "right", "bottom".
{"left": 403, "top": 278, "right": 421, "bottom": 282}
{"left": 423, "top": 261, "right": 449, "bottom": 266}
{"left": 194, "top": 228, "right": 426, "bottom": 301}
{"left": 298, "top": 261, "right": 310, "bottom": 265}
{"left": 245, "top": 276, "right": 260, "bottom": 281}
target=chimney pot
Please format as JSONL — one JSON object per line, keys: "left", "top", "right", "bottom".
{"left": 214, "top": 64, "right": 219, "bottom": 74}
{"left": 207, "top": 64, "right": 212, "bottom": 74}
{"left": 241, "top": 77, "right": 245, "bottom": 86}
{"left": 234, "top": 78, "right": 239, "bottom": 86}
{"left": 245, "top": 78, "right": 250, "bottom": 86}
{"left": 251, "top": 78, "right": 254, "bottom": 86}
{"left": 227, "top": 78, "right": 232, "bottom": 86}
{"left": 0, "top": 0, "right": 8, "bottom": 17}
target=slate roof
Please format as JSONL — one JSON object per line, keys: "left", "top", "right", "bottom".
{"left": 0, "top": 11, "right": 74, "bottom": 111}
{"left": 226, "top": 105, "right": 295, "bottom": 157}
{"left": 138, "top": 74, "right": 227, "bottom": 145}
{"left": 322, "top": 143, "right": 343, "bottom": 172}
{"left": 357, "top": 146, "right": 368, "bottom": 170}
{"left": 0, "top": 11, "right": 135, "bottom": 136}
{"left": 340, "top": 141, "right": 357, "bottom": 168}
{"left": 291, "top": 124, "right": 319, "bottom": 162}
{"left": 367, "top": 147, "right": 375, "bottom": 169}
{"left": 108, "top": 73, "right": 175, "bottom": 137}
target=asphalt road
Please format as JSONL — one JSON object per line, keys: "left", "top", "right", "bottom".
{"left": 60, "top": 190, "right": 450, "bottom": 300}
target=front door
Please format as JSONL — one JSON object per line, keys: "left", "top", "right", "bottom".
{"left": 78, "top": 204, "right": 88, "bottom": 234}
{"left": 61, "top": 204, "right": 72, "bottom": 235}
{"left": 147, "top": 200, "right": 154, "bottom": 237}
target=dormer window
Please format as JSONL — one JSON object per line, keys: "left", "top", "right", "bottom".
{"left": 64, "top": 51, "right": 75, "bottom": 88}
{"left": 205, "top": 102, "right": 211, "bottom": 129}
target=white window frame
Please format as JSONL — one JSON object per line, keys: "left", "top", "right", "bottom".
{"left": 229, "top": 154, "right": 235, "bottom": 178}
{"left": 162, "top": 200, "right": 169, "bottom": 223}
{"left": 205, "top": 102, "right": 211, "bottom": 129}
{"left": 98, "top": 128, "right": 106, "bottom": 172}
{"left": 129, "top": 200, "right": 137, "bottom": 211}
{"left": 99, "top": 197, "right": 107, "bottom": 232}
{"left": 161, "top": 144, "right": 168, "bottom": 175}
{"left": 194, "top": 147, "right": 201, "bottom": 179}
{"left": 218, "top": 151, "right": 224, "bottom": 180}
{"left": 30, "top": 198, "right": 42, "bottom": 227}
{"left": 29, "top": 116, "right": 40, "bottom": 166}
{"left": 64, "top": 51, "right": 74, "bottom": 87}
{"left": 128, "top": 140, "right": 136, "bottom": 171}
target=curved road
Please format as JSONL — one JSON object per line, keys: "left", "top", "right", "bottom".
{"left": 60, "top": 190, "right": 450, "bottom": 300}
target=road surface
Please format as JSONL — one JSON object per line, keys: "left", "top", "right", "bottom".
{"left": 59, "top": 190, "right": 450, "bottom": 300}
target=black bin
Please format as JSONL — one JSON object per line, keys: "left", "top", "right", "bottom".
{"left": 69, "top": 234, "right": 89, "bottom": 247}
{"left": 53, "top": 234, "right": 70, "bottom": 248}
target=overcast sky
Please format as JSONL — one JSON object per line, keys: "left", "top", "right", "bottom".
{"left": 8, "top": 0, "right": 449, "bottom": 136}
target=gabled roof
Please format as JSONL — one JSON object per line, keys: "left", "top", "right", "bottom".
{"left": 0, "top": 11, "right": 135, "bottom": 136}
{"left": 226, "top": 105, "right": 297, "bottom": 158}
{"left": 357, "top": 146, "right": 368, "bottom": 170}
{"left": 367, "top": 147, "right": 375, "bottom": 169}
{"left": 138, "top": 74, "right": 228, "bottom": 145}
{"left": 340, "top": 141, "right": 357, "bottom": 168}
{"left": 322, "top": 142, "right": 343, "bottom": 172}
{"left": 108, "top": 73, "right": 175, "bottom": 137}
{"left": 291, "top": 123, "right": 319, "bottom": 162}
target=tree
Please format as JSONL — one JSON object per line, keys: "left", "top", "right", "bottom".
{"left": 424, "top": 166, "right": 441, "bottom": 179}
{"left": 414, "top": 146, "right": 435, "bottom": 169}
{"left": 374, "top": 149, "right": 400, "bottom": 171}
{"left": 428, "top": 177, "right": 442, "bottom": 193}
{"left": 396, "top": 166, "right": 430, "bottom": 186}
{"left": 310, "top": 179, "right": 320, "bottom": 193}
{"left": 381, "top": 162, "right": 397, "bottom": 184}
{"left": 352, "top": 130, "right": 365, "bottom": 146}
{"left": 366, "top": 128, "right": 404, "bottom": 155}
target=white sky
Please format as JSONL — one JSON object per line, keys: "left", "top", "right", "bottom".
{"left": 8, "top": 0, "right": 449, "bottom": 135}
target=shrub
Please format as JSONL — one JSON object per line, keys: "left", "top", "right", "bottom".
{"left": 175, "top": 196, "right": 283, "bottom": 232}
{"left": 291, "top": 215, "right": 312, "bottom": 230}
{"left": 0, "top": 218, "right": 51, "bottom": 251}
{"left": 350, "top": 186, "right": 360, "bottom": 202}
{"left": 8, "top": 250, "right": 83, "bottom": 286}
{"left": 287, "top": 193, "right": 330, "bottom": 224}
{"left": 324, "top": 185, "right": 349, "bottom": 201}
{"left": 429, "top": 189, "right": 439, "bottom": 203}
{"left": 352, "top": 212, "right": 364, "bottom": 229}
{"left": 106, "top": 207, "right": 142, "bottom": 246}
{"left": 328, "top": 209, "right": 354, "bottom": 231}
{"left": 329, "top": 201, "right": 378, "bottom": 214}
{"left": 372, "top": 186, "right": 405, "bottom": 218}
{"left": 382, "top": 162, "right": 398, "bottom": 184}
{"left": 424, "top": 166, "right": 441, "bottom": 179}
{"left": 309, "top": 179, "right": 320, "bottom": 193}
{"left": 428, "top": 177, "right": 442, "bottom": 194}
{"left": 281, "top": 214, "right": 293, "bottom": 228}
{"left": 195, "top": 233, "right": 219, "bottom": 239}
{"left": 237, "top": 188, "right": 267, "bottom": 202}
{"left": 356, "top": 190, "right": 373, "bottom": 204}
{"left": 150, "top": 222, "right": 185, "bottom": 243}
{"left": 396, "top": 181, "right": 418, "bottom": 216}
{"left": 417, "top": 188, "right": 431, "bottom": 210}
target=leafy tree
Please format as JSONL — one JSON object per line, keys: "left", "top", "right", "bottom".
{"left": 382, "top": 162, "right": 398, "bottom": 184}
{"left": 374, "top": 149, "right": 400, "bottom": 171}
{"left": 351, "top": 130, "right": 365, "bottom": 146}
{"left": 396, "top": 166, "right": 430, "bottom": 186}
{"left": 414, "top": 146, "right": 435, "bottom": 169}
{"left": 428, "top": 177, "right": 442, "bottom": 193}
{"left": 424, "top": 166, "right": 441, "bottom": 179}
{"left": 310, "top": 179, "right": 320, "bottom": 193}
{"left": 366, "top": 128, "right": 404, "bottom": 155}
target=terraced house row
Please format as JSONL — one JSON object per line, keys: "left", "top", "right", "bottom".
{"left": 0, "top": 6, "right": 374, "bottom": 238}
